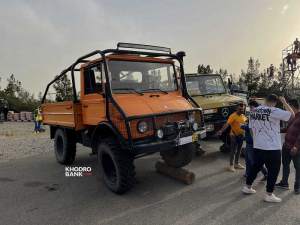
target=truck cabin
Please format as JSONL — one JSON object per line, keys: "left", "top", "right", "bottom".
{"left": 41, "top": 43, "right": 204, "bottom": 154}
{"left": 185, "top": 74, "right": 227, "bottom": 97}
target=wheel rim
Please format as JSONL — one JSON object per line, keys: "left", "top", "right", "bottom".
{"left": 101, "top": 152, "right": 117, "bottom": 185}
{"left": 56, "top": 135, "right": 64, "bottom": 157}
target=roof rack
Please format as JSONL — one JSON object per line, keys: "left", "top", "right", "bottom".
{"left": 117, "top": 42, "right": 171, "bottom": 54}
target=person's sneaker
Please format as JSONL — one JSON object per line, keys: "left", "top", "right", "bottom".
{"left": 294, "top": 188, "right": 300, "bottom": 195}
{"left": 234, "top": 163, "right": 245, "bottom": 170}
{"left": 242, "top": 186, "right": 256, "bottom": 194}
{"left": 275, "top": 181, "right": 290, "bottom": 190}
{"left": 264, "top": 193, "right": 282, "bottom": 203}
{"left": 228, "top": 165, "right": 236, "bottom": 172}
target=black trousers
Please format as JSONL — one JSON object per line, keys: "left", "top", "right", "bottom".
{"left": 246, "top": 148, "right": 281, "bottom": 193}
{"left": 281, "top": 146, "right": 300, "bottom": 189}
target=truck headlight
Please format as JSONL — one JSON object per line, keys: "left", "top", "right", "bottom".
{"left": 192, "top": 122, "right": 198, "bottom": 131}
{"left": 188, "top": 112, "right": 195, "bottom": 123}
{"left": 137, "top": 121, "right": 148, "bottom": 133}
{"left": 157, "top": 129, "right": 164, "bottom": 139}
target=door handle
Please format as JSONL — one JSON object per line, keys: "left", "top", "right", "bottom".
{"left": 83, "top": 105, "right": 88, "bottom": 108}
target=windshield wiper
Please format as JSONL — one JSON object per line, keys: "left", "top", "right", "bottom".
{"left": 140, "top": 88, "right": 168, "bottom": 94}
{"left": 112, "top": 88, "right": 144, "bottom": 96}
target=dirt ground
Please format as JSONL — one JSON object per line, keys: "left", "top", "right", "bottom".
{"left": 1, "top": 122, "right": 300, "bottom": 225}
{"left": 0, "top": 122, "right": 52, "bottom": 162}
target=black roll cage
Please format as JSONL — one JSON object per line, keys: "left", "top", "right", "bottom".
{"left": 41, "top": 46, "right": 201, "bottom": 148}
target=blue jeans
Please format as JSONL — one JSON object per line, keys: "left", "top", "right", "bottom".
{"left": 245, "top": 144, "right": 268, "bottom": 177}
{"left": 34, "top": 121, "right": 41, "bottom": 132}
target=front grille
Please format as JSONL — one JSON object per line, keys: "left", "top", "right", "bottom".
{"left": 155, "top": 112, "right": 186, "bottom": 128}
{"left": 204, "top": 105, "right": 238, "bottom": 122}
{"left": 111, "top": 108, "right": 200, "bottom": 140}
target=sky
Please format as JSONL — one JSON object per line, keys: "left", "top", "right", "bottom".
{"left": 0, "top": 0, "right": 299, "bottom": 95}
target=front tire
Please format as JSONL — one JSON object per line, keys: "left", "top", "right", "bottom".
{"left": 160, "top": 143, "right": 195, "bottom": 168}
{"left": 54, "top": 128, "right": 76, "bottom": 165}
{"left": 97, "top": 138, "right": 135, "bottom": 194}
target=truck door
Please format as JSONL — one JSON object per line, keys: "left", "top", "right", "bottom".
{"left": 81, "top": 63, "right": 106, "bottom": 125}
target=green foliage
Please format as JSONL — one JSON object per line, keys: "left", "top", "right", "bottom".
{"left": 4, "top": 74, "right": 22, "bottom": 97}
{"left": 239, "top": 57, "right": 261, "bottom": 96}
{"left": 0, "top": 74, "right": 40, "bottom": 112}
{"left": 53, "top": 74, "right": 73, "bottom": 102}
{"left": 197, "top": 64, "right": 213, "bottom": 74}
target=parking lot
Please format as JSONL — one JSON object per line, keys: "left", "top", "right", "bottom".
{"left": 0, "top": 122, "right": 299, "bottom": 225}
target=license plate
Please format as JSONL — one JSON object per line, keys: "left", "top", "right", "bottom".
{"left": 192, "top": 133, "right": 198, "bottom": 142}
{"left": 178, "top": 136, "right": 193, "bottom": 146}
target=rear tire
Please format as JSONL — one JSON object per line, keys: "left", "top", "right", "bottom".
{"left": 160, "top": 143, "right": 195, "bottom": 168}
{"left": 54, "top": 128, "right": 76, "bottom": 165}
{"left": 97, "top": 138, "right": 135, "bottom": 194}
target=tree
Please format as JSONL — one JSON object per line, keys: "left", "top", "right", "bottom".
{"left": 53, "top": 74, "right": 73, "bottom": 102}
{"left": 239, "top": 57, "right": 261, "bottom": 96}
{"left": 38, "top": 91, "right": 43, "bottom": 102}
{"left": 197, "top": 64, "right": 213, "bottom": 74}
{"left": 218, "top": 68, "right": 228, "bottom": 81}
{"left": 5, "top": 74, "right": 22, "bottom": 97}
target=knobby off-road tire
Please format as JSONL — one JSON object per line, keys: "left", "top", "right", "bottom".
{"left": 54, "top": 129, "right": 76, "bottom": 165}
{"left": 97, "top": 138, "right": 135, "bottom": 194}
{"left": 160, "top": 143, "right": 195, "bottom": 168}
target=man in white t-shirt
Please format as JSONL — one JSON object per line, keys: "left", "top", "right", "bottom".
{"left": 242, "top": 94, "right": 295, "bottom": 203}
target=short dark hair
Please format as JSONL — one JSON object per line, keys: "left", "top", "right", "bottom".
{"left": 266, "top": 94, "right": 279, "bottom": 104}
{"left": 249, "top": 100, "right": 259, "bottom": 108}
{"left": 289, "top": 99, "right": 299, "bottom": 109}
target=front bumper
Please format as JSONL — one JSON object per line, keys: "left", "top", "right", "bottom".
{"left": 204, "top": 119, "right": 227, "bottom": 134}
{"left": 132, "top": 132, "right": 200, "bottom": 155}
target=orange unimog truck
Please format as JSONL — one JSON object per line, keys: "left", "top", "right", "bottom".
{"left": 41, "top": 43, "right": 205, "bottom": 194}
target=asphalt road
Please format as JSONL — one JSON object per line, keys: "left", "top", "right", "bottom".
{"left": 1, "top": 139, "right": 300, "bottom": 225}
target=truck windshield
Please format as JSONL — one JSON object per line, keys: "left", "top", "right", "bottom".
{"left": 186, "top": 75, "right": 226, "bottom": 96}
{"left": 108, "top": 60, "right": 177, "bottom": 93}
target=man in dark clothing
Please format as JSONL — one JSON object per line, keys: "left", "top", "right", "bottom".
{"left": 276, "top": 99, "right": 300, "bottom": 194}
{"left": 243, "top": 100, "right": 267, "bottom": 179}
{"left": 287, "top": 53, "right": 293, "bottom": 70}
{"left": 294, "top": 38, "right": 299, "bottom": 53}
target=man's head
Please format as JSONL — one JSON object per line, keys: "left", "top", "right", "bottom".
{"left": 288, "top": 99, "right": 299, "bottom": 113}
{"left": 236, "top": 102, "right": 245, "bottom": 114}
{"left": 249, "top": 100, "right": 259, "bottom": 111}
{"left": 265, "top": 94, "right": 279, "bottom": 107}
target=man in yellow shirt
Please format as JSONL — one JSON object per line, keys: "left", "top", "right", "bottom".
{"left": 217, "top": 103, "right": 247, "bottom": 172}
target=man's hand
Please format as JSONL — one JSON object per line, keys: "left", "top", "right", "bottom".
{"left": 290, "top": 146, "right": 298, "bottom": 156}
{"left": 216, "top": 130, "right": 223, "bottom": 136}
{"left": 279, "top": 96, "right": 287, "bottom": 104}
{"left": 279, "top": 96, "right": 295, "bottom": 119}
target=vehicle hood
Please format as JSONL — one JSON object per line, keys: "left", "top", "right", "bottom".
{"left": 191, "top": 94, "right": 244, "bottom": 110}
{"left": 113, "top": 92, "right": 193, "bottom": 117}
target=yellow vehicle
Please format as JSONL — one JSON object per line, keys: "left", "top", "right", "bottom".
{"left": 185, "top": 74, "right": 244, "bottom": 135}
